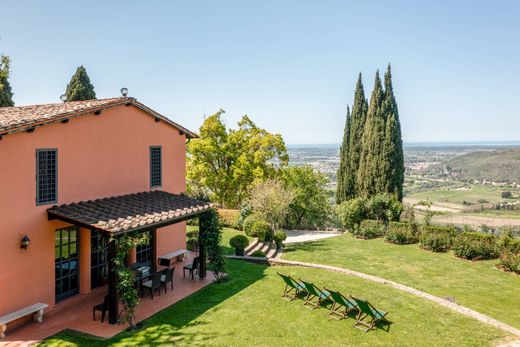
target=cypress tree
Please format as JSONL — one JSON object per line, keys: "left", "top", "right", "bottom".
{"left": 382, "top": 64, "right": 404, "bottom": 200}
{"left": 0, "top": 55, "right": 14, "bottom": 107}
{"left": 345, "top": 73, "right": 368, "bottom": 200}
{"left": 357, "top": 70, "right": 385, "bottom": 197}
{"left": 65, "top": 66, "right": 96, "bottom": 101}
{"left": 336, "top": 105, "right": 351, "bottom": 203}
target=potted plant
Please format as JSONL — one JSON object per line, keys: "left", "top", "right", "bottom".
{"left": 229, "top": 235, "right": 250, "bottom": 256}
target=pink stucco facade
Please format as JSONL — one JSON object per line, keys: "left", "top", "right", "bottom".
{"left": 0, "top": 103, "right": 188, "bottom": 317}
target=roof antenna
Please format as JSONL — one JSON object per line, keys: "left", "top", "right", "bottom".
{"left": 120, "top": 87, "right": 128, "bottom": 97}
{"left": 60, "top": 94, "right": 67, "bottom": 103}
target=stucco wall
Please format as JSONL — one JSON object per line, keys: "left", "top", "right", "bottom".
{"left": 0, "top": 104, "right": 187, "bottom": 315}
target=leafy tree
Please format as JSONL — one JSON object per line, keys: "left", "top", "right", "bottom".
{"left": 0, "top": 55, "right": 14, "bottom": 107}
{"left": 281, "top": 166, "right": 331, "bottom": 229}
{"left": 187, "top": 110, "right": 288, "bottom": 208}
{"left": 65, "top": 65, "right": 96, "bottom": 101}
{"left": 381, "top": 64, "right": 404, "bottom": 200}
{"left": 248, "top": 179, "right": 294, "bottom": 230}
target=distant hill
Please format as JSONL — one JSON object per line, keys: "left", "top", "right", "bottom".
{"left": 436, "top": 149, "right": 520, "bottom": 183}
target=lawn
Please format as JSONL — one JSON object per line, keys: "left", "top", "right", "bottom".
{"left": 40, "top": 260, "right": 510, "bottom": 347}
{"left": 283, "top": 233, "right": 520, "bottom": 329}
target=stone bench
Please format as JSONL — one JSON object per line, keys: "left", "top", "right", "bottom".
{"left": 158, "top": 249, "right": 189, "bottom": 266}
{"left": 0, "top": 303, "right": 48, "bottom": 338}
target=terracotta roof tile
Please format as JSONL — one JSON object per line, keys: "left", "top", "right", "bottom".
{"left": 47, "top": 191, "right": 212, "bottom": 234}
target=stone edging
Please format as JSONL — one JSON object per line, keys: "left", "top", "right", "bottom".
{"left": 227, "top": 255, "right": 520, "bottom": 338}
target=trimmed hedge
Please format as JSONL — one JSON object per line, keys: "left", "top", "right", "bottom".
{"left": 352, "top": 220, "right": 386, "bottom": 239}
{"left": 250, "top": 250, "right": 266, "bottom": 257}
{"left": 420, "top": 225, "right": 457, "bottom": 252}
{"left": 453, "top": 232, "right": 498, "bottom": 260}
{"left": 218, "top": 209, "right": 241, "bottom": 230}
{"left": 251, "top": 220, "right": 274, "bottom": 242}
{"left": 273, "top": 230, "right": 287, "bottom": 249}
{"left": 243, "top": 214, "right": 263, "bottom": 237}
{"left": 229, "top": 235, "right": 249, "bottom": 256}
{"left": 385, "top": 222, "right": 419, "bottom": 245}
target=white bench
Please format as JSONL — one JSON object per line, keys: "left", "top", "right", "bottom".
{"left": 0, "top": 303, "right": 48, "bottom": 338}
{"left": 158, "top": 249, "right": 189, "bottom": 266}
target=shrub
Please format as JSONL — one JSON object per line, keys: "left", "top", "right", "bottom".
{"left": 419, "top": 225, "right": 457, "bottom": 252}
{"left": 352, "top": 220, "right": 386, "bottom": 239}
{"left": 337, "top": 197, "right": 367, "bottom": 231}
{"left": 250, "top": 250, "right": 266, "bottom": 257}
{"left": 243, "top": 214, "right": 262, "bottom": 237}
{"left": 498, "top": 252, "right": 520, "bottom": 274}
{"left": 496, "top": 234, "right": 520, "bottom": 255}
{"left": 366, "top": 193, "right": 403, "bottom": 223}
{"left": 229, "top": 235, "right": 250, "bottom": 256}
{"left": 186, "top": 237, "right": 198, "bottom": 252}
{"left": 273, "top": 230, "right": 287, "bottom": 249}
{"left": 251, "top": 220, "right": 274, "bottom": 241}
{"left": 186, "top": 218, "right": 199, "bottom": 226}
{"left": 237, "top": 203, "right": 253, "bottom": 228}
{"left": 385, "top": 222, "right": 419, "bottom": 245}
{"left": 186, "top": 230, "right": 199, "bottom": 239}
{"left": 452, "top": 232, "right": 498, "bottom": 260}
{"left": 218, "top": 209, "right": 241, "bottom": 229}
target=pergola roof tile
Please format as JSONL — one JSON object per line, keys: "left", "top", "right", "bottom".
{"left": 47, "top": 191, "right": 212, "bottom": 235}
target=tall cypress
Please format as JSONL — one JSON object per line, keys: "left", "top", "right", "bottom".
{"left": 336, "top": 105, "right": 351, "bottom": 203}
{"left": 345, "top": 73, "right": 368, "bottom": 200}
{"left": 65, "top": 66, "right": 96, "bottom": 101}
{"left": 0, "top": 55, "right": 14, "bottom": 107}
{"left": 357, "top": 70, "right": 385, "bottom": 197}
{"left": 382, "top": 64, "right": 404, "bottom": 200}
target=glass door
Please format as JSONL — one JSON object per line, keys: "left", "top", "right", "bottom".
{"left": 91, "top": 231, "right": 108, "bottom": 288}
{"left": 55, "top": 226, "right": 79, "bottom": 301}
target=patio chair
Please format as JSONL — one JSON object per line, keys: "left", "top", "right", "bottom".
{"left": 93, "top": 295, "right": 109, "bottom": 323}
{"left": 277, "top": 272, "right": 307, "bottom": 301}
{"left": 350, "top": 296, "right": 390, "bottom": 332}
{"left": 324, "top": 288, "right": 358, "bottom": 320}
{"left": 141, "top": 271, "right": 162, "bottom": 299}
{"left": 299, "top": 279, "right": 331, "bottom": 309}
{"left": 183, "top": 256, "right": 199, "bottom": 280}
{"left": 161, "top": 267, "right": 175, "bottom": 293}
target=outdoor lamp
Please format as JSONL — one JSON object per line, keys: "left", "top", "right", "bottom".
{"left": 20, "top": 235, "right": 30, "bottom": 249}
{"left": 121, "top": 87, "right": 128, "bottom": 97}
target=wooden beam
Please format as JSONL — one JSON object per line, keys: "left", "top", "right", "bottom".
{"left": 154, "top": 117, "right": 160, "bottom": 123}
{"left": 61, "top": 119, "right": 69, "bottom": 124}
{"left": 94, "top": 110, "right": 102, "bottom": 115}
{"left": 151, "top": 229, "right": 157, "bottom": 272}
{"left": 198, "top": 214, "right": 207, "bottom": 279}
{"left": 107, "top": 238, "right": 119, "bottom": 324}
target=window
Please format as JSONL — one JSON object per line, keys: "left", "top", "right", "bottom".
{"left": 55, "top": 226, "right": 79, "bottom": 301}
{"left": 136, "top": 230, "right": 153, "bottom": 266}
{"left": 91, "top": 231, "right": 108, "bottom": 289}
{"left": 37, "top": 149, "right": 57, "bottom": 205}
{"left": 150, "top": 146, "right": 162, "bottom": 188}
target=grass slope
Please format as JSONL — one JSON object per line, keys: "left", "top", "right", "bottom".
{"left": 40, "top": 260, "right": 509, "bottom": 347}
{"left": 283, "top": 233, "right": 520, "bottom": 329}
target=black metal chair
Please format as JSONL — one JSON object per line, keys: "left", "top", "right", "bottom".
{"left": 141, "top": 271, "right": 162, "bottom": 299}
{"left": 160, "top": 267, "right": 175, "bottom": 293}
{"left": 183, "top": 256, "right": 200, "bottom": 280}
{"left": 93, "top": 295, "right": 109, "bottom": 322}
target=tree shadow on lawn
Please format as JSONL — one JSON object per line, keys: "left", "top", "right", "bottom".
{"left": 47, "top": 260, "right": 267, "bottom": 346}
{"left": 283, "top": 239, "right": 332, "bottom": 255}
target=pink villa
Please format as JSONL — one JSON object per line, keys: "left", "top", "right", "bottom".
{"left": 0, "top": 97, "right": 213, "bottom": 340}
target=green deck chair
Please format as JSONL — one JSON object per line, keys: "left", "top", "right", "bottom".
{"left": 350, "top": 296, "right": 390, "bottom": 332}
{"left": 324, "top": 288, "right": 358, "bottom": 320}
{"left": 300, "top": 279, "right": 331, "bottom": 309}
{"left": 277, "top": 272, "right": 307, "bottom": 301}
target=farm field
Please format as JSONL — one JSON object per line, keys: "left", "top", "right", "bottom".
{"left": 406, "top": 184, "right": 520, "bottom": 205}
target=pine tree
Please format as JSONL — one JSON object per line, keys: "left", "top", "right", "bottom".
{"left": 0, "top": 55, "right": 14, "bottom": 107}
{"left": 357, "top": 70, "right": 385, "bottom": 197}
{"left": 345, "top": 73, "right": 368, "bottom": 200}
{"left": 65, "top": 66, "right": 96, "bottom": 101}
{"left": 382, "top": 64, "right": 404, "bottom": 200}
{"left": 336, "top": 105, "right": 351, "bottom": 203}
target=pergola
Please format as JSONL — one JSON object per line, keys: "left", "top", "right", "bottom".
{"left": 47, "top": 190, "right": 213, "bottom": 324}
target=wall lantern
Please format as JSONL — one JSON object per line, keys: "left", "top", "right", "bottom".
{"left": 20, "top": 235, "right": 30, "bottom": 249}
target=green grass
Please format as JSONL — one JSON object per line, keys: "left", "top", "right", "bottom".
{"left": 39, "top": 260, "right": 510, "bottom": 346}
{"left": 283, "top": 233, "right": 520, "bottom": 329}
{"left": 187, "top": 225, "right": 252, "bottom": 255}
{"left": 407, "top": 184, "right": 520, "bottom": 205}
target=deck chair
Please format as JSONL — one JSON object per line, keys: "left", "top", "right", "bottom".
{"left": 300, "top": 279, "right": 331, "bottom": 309}
{"left": 350, "top": 296, "right": 390, "bottom": 332}
{"left": 324, "top": 288, "right": 358, "bottom": 320}
{"left": 277, "top": 272, "right": 306, "bottom": 301}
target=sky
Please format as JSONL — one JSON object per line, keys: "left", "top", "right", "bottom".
{"left": 1, "top": 1, "right": 519, "bottom": 144}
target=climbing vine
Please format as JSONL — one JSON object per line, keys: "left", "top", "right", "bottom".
{"left": 112, "top": 232, "right": 149, "bottom": 328}
{"left": 199, "top": 209, "right": 226, "bottom": 282}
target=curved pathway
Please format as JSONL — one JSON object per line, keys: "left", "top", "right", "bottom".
{"left": 265, "top": 258, "right": 520, "bottom": 338}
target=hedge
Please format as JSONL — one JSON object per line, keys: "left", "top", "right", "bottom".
{"left": 352, "top": 220, "right": 386, "bottom": 239}
{"left": 420, "top": 225, "right": 457, "bottom": 252}
{"left": 218, "top": 209, "right": 241, "bottom": 230}
{"left": 452, "top": 232, "right": 498, "bottom": 260}
{"left": 385, "top": 222, "right": 419, "bottom": 245}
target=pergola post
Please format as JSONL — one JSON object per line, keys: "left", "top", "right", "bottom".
{"left": 198, "top": 215, "right": 207, "bottom": 279}
{"left": 107, "top": 238, "right": 119, "bottom": 324}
